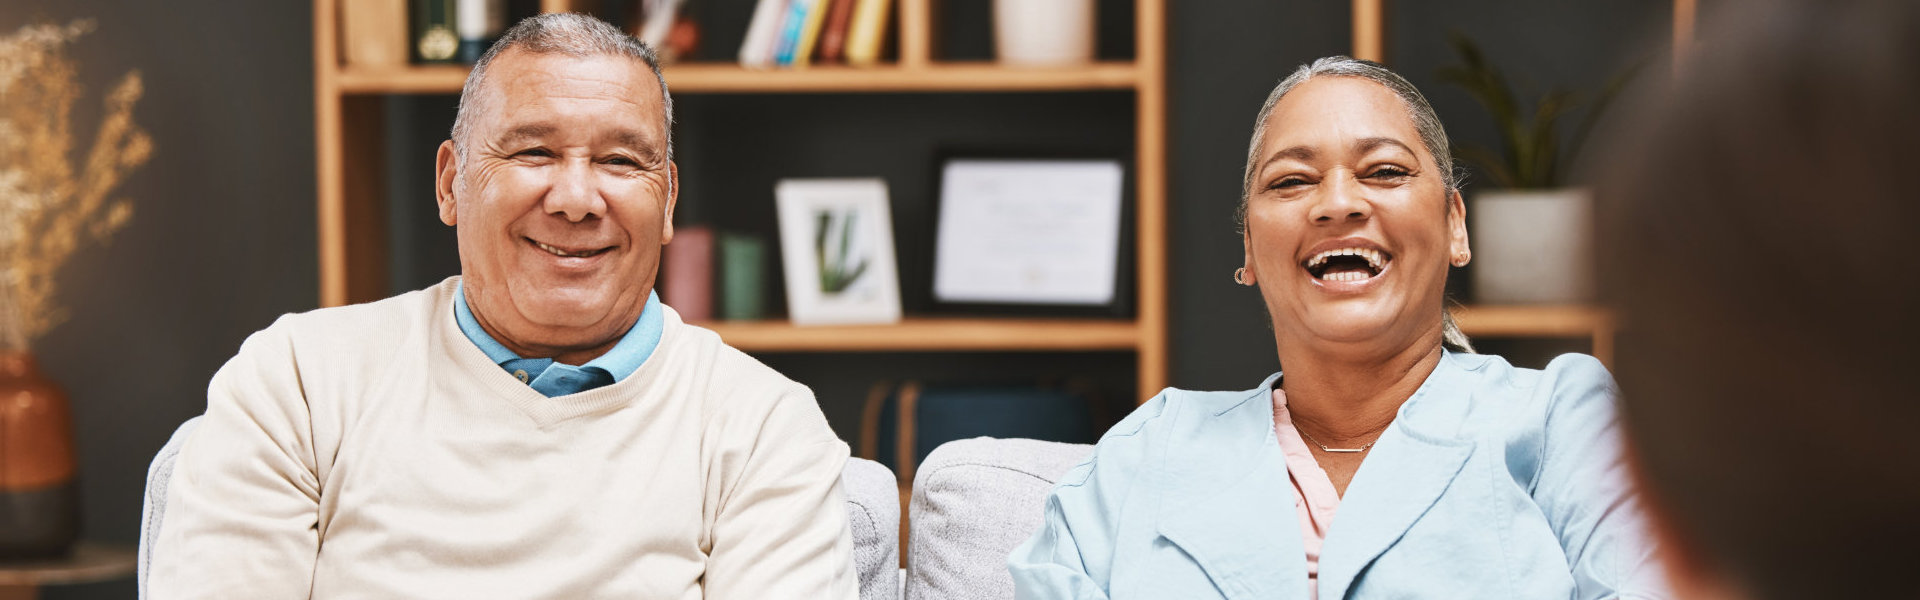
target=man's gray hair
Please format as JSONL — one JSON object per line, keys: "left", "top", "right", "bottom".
{"left": 450, "top": 12, "right": 674, "bottom": 161}
{"left": 1238, "top": 56, "right": 1475, "bottom": 353}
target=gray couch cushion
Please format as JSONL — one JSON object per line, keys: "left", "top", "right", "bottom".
{"left": 905, "top": 437, "right": 1094, "bottom": 600}
{"left": 843, "top": 457, "right": 902, "bottom": 600}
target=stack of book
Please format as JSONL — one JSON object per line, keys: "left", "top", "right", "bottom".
{"left": 738, "top": 0, "right": 894, "bottom": 68}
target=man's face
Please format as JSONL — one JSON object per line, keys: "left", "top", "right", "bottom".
{"left": 434, "top": 49, "right": 676, "bottom": 362}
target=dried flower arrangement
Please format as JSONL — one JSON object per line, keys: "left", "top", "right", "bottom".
{"left": 0, "top": 20, "right": 151, "bottom": 352}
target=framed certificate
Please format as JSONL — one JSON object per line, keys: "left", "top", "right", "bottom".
{"left": 932, "top": 155, "right": 1129, "bottom": 314}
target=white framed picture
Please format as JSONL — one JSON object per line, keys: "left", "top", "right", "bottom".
{"left": 774, "top": 178, "right": 902, "bottom": 325}
{"left": 934, "top": 158, "right": 1125, "bottom": 307}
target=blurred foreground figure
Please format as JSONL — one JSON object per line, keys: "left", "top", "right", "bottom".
{"left": 148, "top": 13, "right": 855, "bottom": 599}
{"left": 1599, "top": 2, "right": 1920, "bottom": 599}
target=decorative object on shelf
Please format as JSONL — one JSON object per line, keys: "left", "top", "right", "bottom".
{"left": 661, "top": 225, "right": 714, "bottom": 322}
{"left": 934, "top": 157, "right": 1126, "bottom": 312}
{"left": 993, "top": 0, "right": 1095, "bottom": 66}
{"left": 774, "top": 178, "right": 901, "bottom": 325}
{"left": 453, "top": 0, "right": 506, "bottom": 64}
{"left": 341, "top": 0, "right": 411, "bottom": 68}
{"left": 0, "top": 20, "right": 151, "bottom": 559}
{"left": 412, "top": 0, "right": 460, "bottom": 64}
{"left": 1439, "top": 33, "right": 1643, "bottom": 304}
{"left": 718, "top": 233, "right": 769, "bottom": 321}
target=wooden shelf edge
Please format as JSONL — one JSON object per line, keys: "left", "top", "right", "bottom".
{"left": 1452, "top": 305, "right": 1613, "bottom": 337}
{"left": 692, "top": 318, "right": 1142, "bottom": 352}
{"left": 335, "top": 61, "right": 1143, "bottom": 94}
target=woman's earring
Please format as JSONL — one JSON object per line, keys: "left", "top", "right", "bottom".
{"left": 1233, "top": 267, "right": 1251, "bottom": 286}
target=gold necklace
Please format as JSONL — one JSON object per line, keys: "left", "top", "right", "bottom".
{"left": 1296, "top": 425, "right": 1381, "bottom": 454}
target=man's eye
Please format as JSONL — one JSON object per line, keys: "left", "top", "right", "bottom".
{"left": 603, "top": 156, "right": 638, "bottom": 167}
{"left": 513, "top": 148, "right": 554, "bottom": 158}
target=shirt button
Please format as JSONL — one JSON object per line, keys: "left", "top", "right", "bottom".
{"left": 513, "top": 370, "right": 529, "bottom": 383}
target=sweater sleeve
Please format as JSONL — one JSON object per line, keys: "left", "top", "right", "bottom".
{"left": 150, "top": 321, "right": 321, "bottom": 599}
{"left": 1532, "top": 354, "right": 1670, "bottom": 600}
{"left": 703, "top": 387, "right": 857, "bottom": 600}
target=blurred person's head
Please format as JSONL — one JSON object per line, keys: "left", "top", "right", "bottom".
{"left": 1237, "top": 57, "right": 1474, "bottom": 363}
{"left": 432, "top": 13, "right": 677, "bottom": 365}
{"left": 1597, "top": 2, "right": 1920, "bottom": 598}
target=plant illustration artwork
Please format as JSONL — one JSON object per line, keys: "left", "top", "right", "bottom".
{"left": 814, "top": 209, "right": 869, "bottom": 295}
{"left": 0, "top": 20, "right": 151, "bottom": 351}
{"left": 1437, "top": 32, "right": 1643, "bottom": 189}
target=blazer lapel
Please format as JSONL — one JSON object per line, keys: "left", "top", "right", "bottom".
{"left": 1156, "top": 383, "right": 1310, "bottom": 600}
{"left": 1317, "top": 354, "right": 1479, "bottom": 600}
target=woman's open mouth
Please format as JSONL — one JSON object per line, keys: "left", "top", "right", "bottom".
{"left": 1302, "top": 247, "right": 1389, "bottom": 283}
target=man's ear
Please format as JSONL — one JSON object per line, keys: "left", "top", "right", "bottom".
{"left": 435, "top": 140, "right": 460, "bottom": 226}
{"left": 1447, "top": 189, "right": 1471, "bottom": 266}
{"left": 660, "top": 160, "right": 679, "bottom": 245}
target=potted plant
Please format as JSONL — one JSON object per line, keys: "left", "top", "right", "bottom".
{"left": 0, "top": 20, "right": 150, "bottom": 558}
{"left": 1438, "top": 33, "right": 1642, "bottom": 304}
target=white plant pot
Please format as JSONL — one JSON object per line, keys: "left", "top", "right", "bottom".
{"left": 993, "top": 0, "right": 1095, "bottom": 66}
{"left": 1469, "top": 188, "right": 1595, "bottom": 304}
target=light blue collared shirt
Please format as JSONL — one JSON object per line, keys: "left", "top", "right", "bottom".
{"left": 454, "top": 282, "right": 664, "bottom": 397}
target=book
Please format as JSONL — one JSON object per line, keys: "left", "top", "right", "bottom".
{"left": 411, "top": 0, "right": 460, "bottom": 64}
{"left": 815, "top": 0, "right": 859, "bottom": 65}
{"left": 662, "top": 226, "right": 715, "bottom": 322}
{"left": 342, "top": 0, "right": 409, "bottom": 68}
{"left": 637, "top": 0, "right": 684, "bottom": 51}
{"left": 772, "top": 0, "right": 813, "bottom": 66}
{"left": 844, "top": 0, "right": 892, "bottom": 67}
{"left": 792, "top": 0, "right": 834, "bottom": 67}
{"left": 454, "top": 0, "right": 505, "bottom": 64}
{"left": 738, "top": 0, "right": 787, "bottom": 68}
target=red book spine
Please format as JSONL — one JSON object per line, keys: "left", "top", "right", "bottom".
{"left": 816, "top": 0, "right": 858, "bottom": 64}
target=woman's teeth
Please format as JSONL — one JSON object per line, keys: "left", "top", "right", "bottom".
{"left": 1305, "top": 248, "right": 1386, "bottom": 271}
{"left": 1322, "top": 271, "right": 1372, "bottom": 282}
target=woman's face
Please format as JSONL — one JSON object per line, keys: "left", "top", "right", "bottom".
{"left": 1242, "top": 76, "right": 1469, "bottom": 356}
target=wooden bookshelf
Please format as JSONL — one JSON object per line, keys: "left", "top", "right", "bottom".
{"left": 1453, "top": 305, "right": 1615, "bottom": 365}
{"left": 314, "top": 0, "right": 1172, "bottom": 396}
{"left": 697, "top": 318, "right": 1140, "bottom": 353}
{"left": 338, "top": 61, "right": 1145, "bottom": 94}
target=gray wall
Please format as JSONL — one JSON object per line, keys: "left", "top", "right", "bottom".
{"left": 3, "top": 2, "right": 1668, "bottom": 598}
{"left": 2, "top": 1, "right": 317, "bottom": 598}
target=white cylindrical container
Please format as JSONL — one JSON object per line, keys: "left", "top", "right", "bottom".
{"left": 993, "top": 0, "right": 1096, "bottom": 66}
{"left": 1469, "top": 188, "right": 1595, "bottom": 304}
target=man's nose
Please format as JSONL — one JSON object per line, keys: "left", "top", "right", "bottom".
{"left": 543, "top": 159, "right": 607, "bottom": 222}
{"left": 1309, "top": 171, "right": 1371, "bottom": 225}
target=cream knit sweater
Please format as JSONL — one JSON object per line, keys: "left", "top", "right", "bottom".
{"left": 150, "top": 278, "right": 856, "bottom": 599}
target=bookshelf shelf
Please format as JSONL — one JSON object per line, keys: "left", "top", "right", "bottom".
{"left": 1452, "top": 304, "right": 1616, "bottom": 365}
{"left": 696, "top": 318, "right": 1141, "bottom": 353}
{"left": 338, "top": 61, "right": 1145, "bottom": 95}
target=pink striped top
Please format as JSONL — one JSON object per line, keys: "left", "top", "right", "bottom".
{"left": 1272, "top": 389, "right": 1342, "bottom": 600}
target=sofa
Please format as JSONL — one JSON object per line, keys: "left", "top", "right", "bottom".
{"left": 139, "top": 417, "right": 1092, "bottom": 600}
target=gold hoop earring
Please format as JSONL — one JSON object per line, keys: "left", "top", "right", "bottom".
{"left": 1233, "top": 267, "right": 1251, "bottom": 286}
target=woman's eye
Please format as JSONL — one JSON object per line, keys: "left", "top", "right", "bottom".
{"left": 1368, "top": 166, "right": 1412, "bottom": 179}
{"left": 1270, "top": 177, "right": 1309, "bottom": 190}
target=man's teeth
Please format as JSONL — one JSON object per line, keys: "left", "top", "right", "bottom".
{"left": 535, "top": 241, "right": 597, "bottom": 258}
{"left": 1306, "top": 247, "right": 1386, "bottom": 271}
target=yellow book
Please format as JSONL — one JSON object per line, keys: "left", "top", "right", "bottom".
{"left": 793, "top": 0, "right": 832, "bottom": 67}
{"left": 844, "top": 0, "right": 892, "bottom": 67}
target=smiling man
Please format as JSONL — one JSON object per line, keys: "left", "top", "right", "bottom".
{"left": 148, "top": 14, "right": 857, "bottom": 599}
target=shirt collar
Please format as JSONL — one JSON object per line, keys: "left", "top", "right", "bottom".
{"left": 453, "top": 281, "right": 664, "bottom": 382}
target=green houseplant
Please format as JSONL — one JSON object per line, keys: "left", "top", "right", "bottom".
{"left": 1437, "top": 33, "right": 1643, "bottom": 304}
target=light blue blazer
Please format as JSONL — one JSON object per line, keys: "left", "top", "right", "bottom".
{"left": 1009, "top": 352, "right": 1668, "bottom": 599}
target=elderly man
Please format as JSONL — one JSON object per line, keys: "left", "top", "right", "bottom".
{"left": 149, "top": 14, "right": 856, "bottom": 599}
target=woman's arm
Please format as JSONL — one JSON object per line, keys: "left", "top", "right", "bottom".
{"left": 1007, "top": 393, "right": 1171, "bottom": 600}
{"left": 1534, "top": 354, "right": 1670, "bottom": 600}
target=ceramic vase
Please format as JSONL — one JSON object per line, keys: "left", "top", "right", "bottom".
{"left": 1469, "top": 188, "right": 1596, "bottom": 304}
{"left": 993, "top": 0, "right": 1095, "bottom": 66}
{"left": 0, "top": 352, "right": 79, "bottom": 559}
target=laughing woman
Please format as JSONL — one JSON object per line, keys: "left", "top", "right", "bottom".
{"left": 1008, "top": 57, "right": 1667, "bottom": 599}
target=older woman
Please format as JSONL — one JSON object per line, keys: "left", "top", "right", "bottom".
{"left": 1008, "top": 57, "right": 1666, "bottom": 599}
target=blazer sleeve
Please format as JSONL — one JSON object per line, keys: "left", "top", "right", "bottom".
{"left": 149, "top": 321, "right": 323, "bottom": 599}
{"left": 703, "top": 388, "right": 858, "bottom": 600}
{"left": 1008, "top": 392, "right": 1169, "bottom": 600}
{"left": 1533, "top": 354, "right": 1670, "bottom": 600}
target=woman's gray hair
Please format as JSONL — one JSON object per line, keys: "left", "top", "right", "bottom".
{"left": 450, "top": 12, "right": 674, "bottom": 162}
{"left": 1239, "top": 56, "right": 1475, "bottom": 353}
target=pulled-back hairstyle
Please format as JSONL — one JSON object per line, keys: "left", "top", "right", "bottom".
{"left": 450, "top": 12, "right": 673, "bottom": 161}
{"left": 1599, "top": 2, "right": 1920, "bottom": 598}
{"left": 1240, "top": 57, "right": 1473, "bottom": 353}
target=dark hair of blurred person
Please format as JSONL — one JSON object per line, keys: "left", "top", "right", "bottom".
{"left": 1597, "top": 1, "right": 1920, "bottom": 599}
